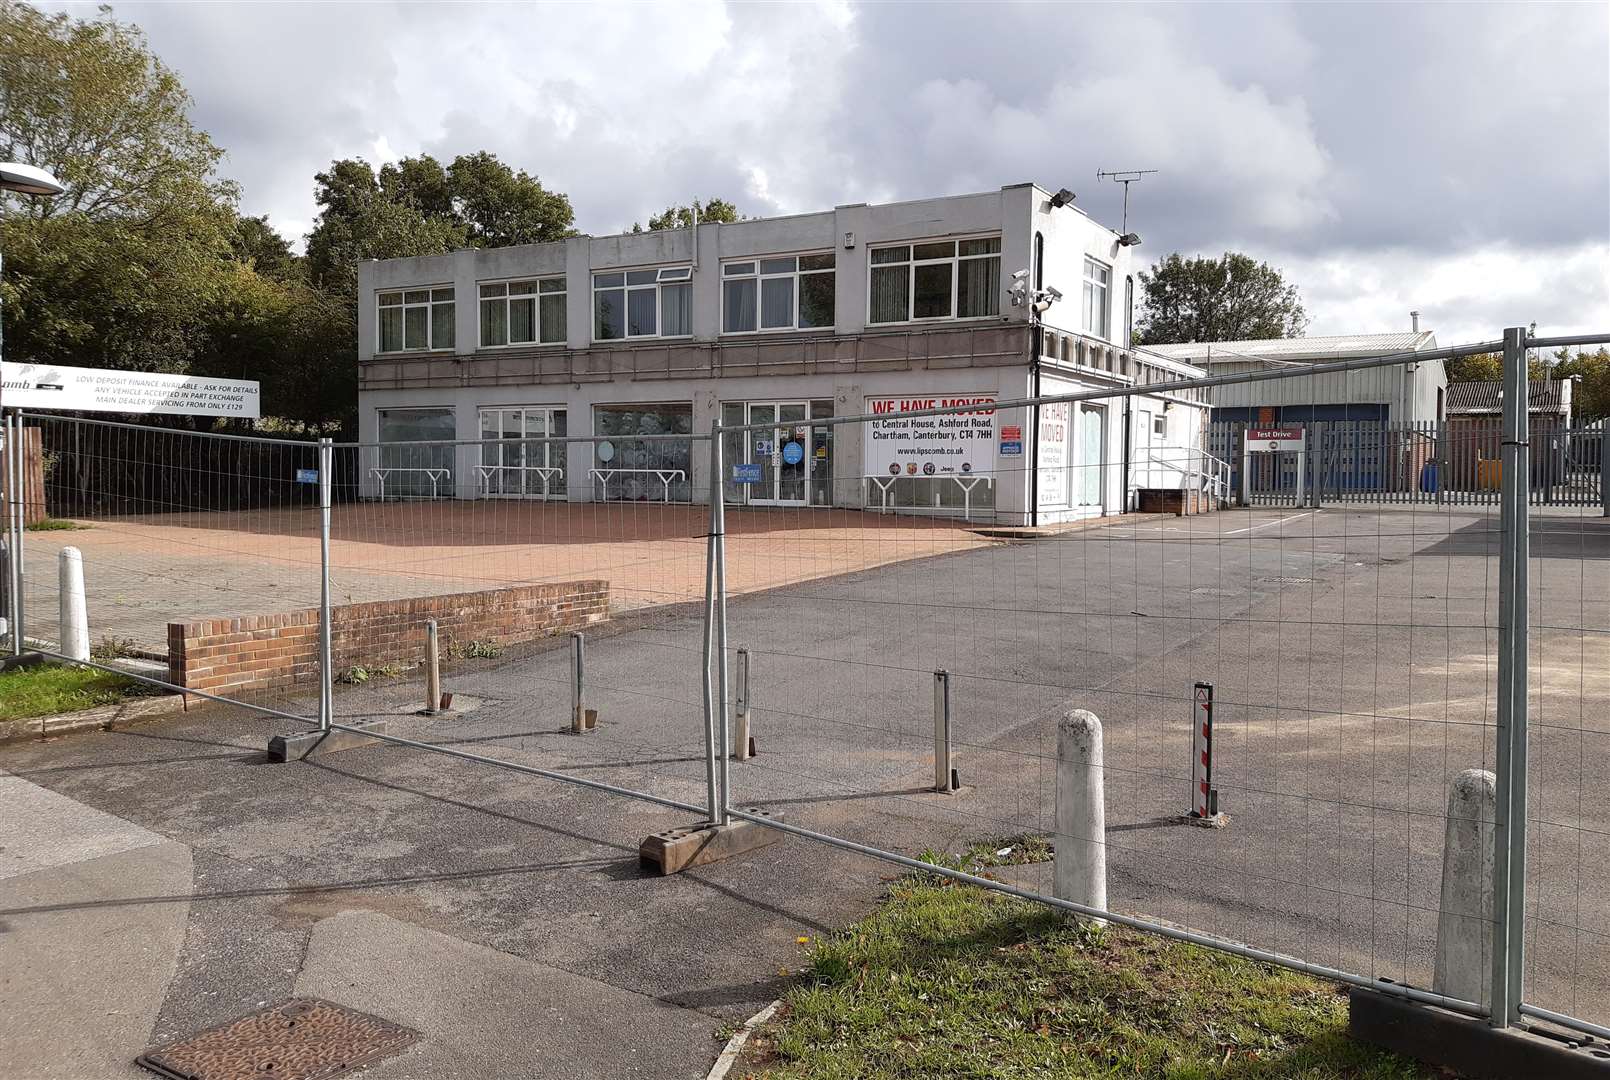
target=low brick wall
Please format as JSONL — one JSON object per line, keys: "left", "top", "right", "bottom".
{"left": 1137, "top": 488, "right": 1220, "bottom": 516}
{"left": 167, "top": 580, "right": 608, "bottom": 695}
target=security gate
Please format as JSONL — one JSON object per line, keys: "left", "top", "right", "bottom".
{"left": 1210, "top": 418, "right": 1607, "bottom": 510}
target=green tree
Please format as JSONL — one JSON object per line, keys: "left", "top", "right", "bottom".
{"left": 231, "top": 214, "right": 302, "bottom": 283}
{"left": 194, "top": 264, "right": 351, "bottom": 427}
{"left": 0, "top": 0, "right": 239, "bottom": 374}
{"left": 447, "top": 151, "right": 575, "bottom": 247}
{"left": 306, "top": 168, "right": 464, "bottom": 295}
{"left": 1446, "top": 352, "right": 1557, "bottom": 385}
{"left": 1446, "top": 352, "right": 1502, "bottom": 382}
{"left": 633, "top": 197, "right": 742, "bottom": 233}
{"left": 1136, "top": 252, "right": 1308, "bottom": 345}
{"left": 306, "top": 153, "right": 575, "bottom": 290}
{"left": 302, "top": 153, "right": 577, "bottom": 429}
{"left": 1552, "top": 346, "right": 1610, "bottom": 422}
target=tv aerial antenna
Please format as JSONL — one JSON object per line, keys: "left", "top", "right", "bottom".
{"left": 1096, "top": 168, "right": 1157, "bottom": 234}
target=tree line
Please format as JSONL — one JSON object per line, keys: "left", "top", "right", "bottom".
{"left": 4, "top": 3, "right": 1603, "bottom": 435}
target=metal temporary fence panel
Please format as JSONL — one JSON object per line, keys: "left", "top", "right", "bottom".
{"left": 11, "top": 413, "right": 325, "bottom": 724}
{"left": 323, "top": 432, "right": 718, "bottom": 817}
{"left": 713, "top": 357, "right": 1508, "bottom": 1022}
{"left": 705, "top": 333, "right": 1608, "bottom": 1039}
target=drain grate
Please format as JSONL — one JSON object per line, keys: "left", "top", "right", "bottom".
{"left": 1257, "top": 576, "right": 1315, "bottom": 586}
{"left": 136, "top": 998, "right": 419, "bottom": 1080}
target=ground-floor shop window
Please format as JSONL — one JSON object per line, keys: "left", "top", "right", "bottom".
{"left": 478, "top": 406, "right": 567, "bottom": 498}
{"left": 375, "top": 407, "right": 456, "bottom": 498}
{"left": 592, "top": 403, "right": 694, "bottom": 501}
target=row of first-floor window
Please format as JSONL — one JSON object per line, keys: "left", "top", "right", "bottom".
{"left": 375, "top": 233, "right": 1041, "bottom": 352}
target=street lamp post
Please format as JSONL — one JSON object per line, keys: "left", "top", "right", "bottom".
{"left": 1, "top": 162, "right": 67, "bottom": 378}
{"left": 1, "top": 162, "right": 66, "bottom": 653}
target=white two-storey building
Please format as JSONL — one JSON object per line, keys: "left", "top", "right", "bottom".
{"left": 357, "top": 182, "right": 1208, "bottom": 526}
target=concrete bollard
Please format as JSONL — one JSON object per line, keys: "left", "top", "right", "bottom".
{"left": 1434, "top": 768, "right": 1496, "bottom": 1006}
{"left": 1054, "top": 708, "right": 1107, "bottom": 923}
{"left": 733, "top": 646, "right": 752, "bottom": 760}
{"left": 424, "top": 619, "right": 441, "bottom": 715}
{"left": 58, "top": 546, "right": 89, "bottom": 662}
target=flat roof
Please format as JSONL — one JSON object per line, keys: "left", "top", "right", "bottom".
{"left": 1147, "top": 331, "right": 1439, "bottom": 364}
{"left": 362, "top": 182, "right": 1116, "bottom": 263}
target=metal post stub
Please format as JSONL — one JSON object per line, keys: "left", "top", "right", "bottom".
{"left": 1186, "top": 681, "right": 1228, "bottom": 827}
{"left": 570, "top": 631, "right": 592, "bottom": 734}
{"left": 933, "top": 669, "right": 954, "bottom": 793}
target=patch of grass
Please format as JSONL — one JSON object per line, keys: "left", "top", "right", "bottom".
{"left": 90, "top": 635, "right": 140, "bottom": 661}
{"left": 25, "top": 517, "right": 87, "bottom": 532}
{"left": 466, "top": 639, "right": 502, "bottom": 659}
{"left": 960, "top": 833, "right": 1053, "bottom": 869}
{"left": 0, "top": 662, "right": 156, "bottom": 721}
{"left": 744, "top": 874, "right": 1434, "bottom": 1079}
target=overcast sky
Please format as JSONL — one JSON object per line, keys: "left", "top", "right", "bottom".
{"left": 50, "top": 0, "right": 1610, "bottom": 345}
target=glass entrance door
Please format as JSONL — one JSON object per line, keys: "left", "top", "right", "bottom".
{"left": 1078, "top": 403, "right": 1106, "bottom": 510}
{"left": 746, "top": 401, "right": 810, "bottom": 505}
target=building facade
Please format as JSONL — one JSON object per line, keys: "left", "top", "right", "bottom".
{"left": 357, "top": 183, "right": 1208, "bottom": 525}
{"left": 1145, "top": 329, "right": 1448, "bottom": 427}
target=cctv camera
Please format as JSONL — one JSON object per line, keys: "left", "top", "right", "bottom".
{"left": 1011, "top": 268, "right": 1029, "bottom": 281}
{"left": 1044, "top": 286, "right": 1063, "bottom": 302}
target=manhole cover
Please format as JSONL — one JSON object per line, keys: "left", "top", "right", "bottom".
{"left": 136, "top": 998, "right": 419, "bottom": 1080}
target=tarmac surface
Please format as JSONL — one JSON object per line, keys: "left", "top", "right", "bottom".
{"left": 3, "top": 504, "right": 1607, "bottom": 1078}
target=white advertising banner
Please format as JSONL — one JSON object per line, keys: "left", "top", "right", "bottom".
{"left": 1, "top": 361, "right": 261, "bottom": 419}
{"left": 1036, "top": 401, "right": 1070, "bottom": 509}
{"left": 864, "top": 394, "right": 998, "bottom": 479}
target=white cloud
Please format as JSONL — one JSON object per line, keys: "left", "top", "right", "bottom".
{"left": 31, "top": 0, "right": 1609, "bottom": 340}
{"left": 1281, "top": 243, "right": 1610, "bottom": 345}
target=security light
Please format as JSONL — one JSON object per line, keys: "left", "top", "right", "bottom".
{"left": 0, "top": 162, "right": 65, "bottom": 196}
{"left": 1049, "top": 188, "right": 1075, "bottom": 208}
{"left": 1118, "top": 232, "right": 1142, "bottom": 246}
{"left": 1044, "top": 286, "right": 1063, "bottom": 303}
